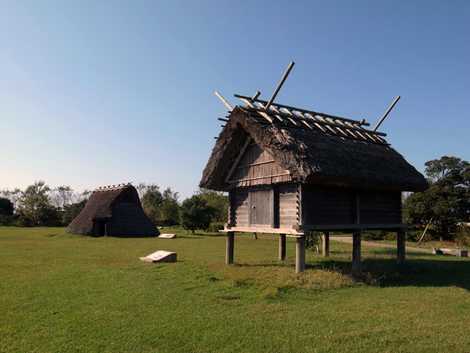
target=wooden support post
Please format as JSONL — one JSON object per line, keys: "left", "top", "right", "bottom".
{"left": 397, "top": 229, "right": 406, "bottom": 265}
{"left": 279, "top": 234, "right": 286, "bottom": 261}
{"left": 322, "top": 231, "right": 330, "bottom": 257}
{"left": 352, "top": 231, "right": 362, "bottom": 275}
{"left": 226, "top": 232, "right": 234, "bottom": 265}
{"left": 295, "top": 236, "right": 305, "bottom": 273}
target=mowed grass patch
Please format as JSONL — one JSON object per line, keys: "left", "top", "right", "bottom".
{"left": 1, "top": 226, "right": 470, "bottom": 353}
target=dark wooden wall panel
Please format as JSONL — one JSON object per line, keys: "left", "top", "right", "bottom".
{"left": 302, "top": 185, "right": 402, "bottom": 225}
{"left": 360, "top": 191, "right": 402, "bottom": 224}
{"left": 302, "top": 186, "right": 355, "bottom": 225}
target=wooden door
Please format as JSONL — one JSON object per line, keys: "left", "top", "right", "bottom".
{"left": 249, "top": 189, "right": 273, "bottom": 226}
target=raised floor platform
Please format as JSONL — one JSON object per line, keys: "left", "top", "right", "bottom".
{"left": 222, "top": 224, "right": 408, "bottom": 236}
{"left": 221, "top": 226, "right": 407, "bottom": 273}
{"left": 221, "top": 226, "right": 304, "bottom": 237}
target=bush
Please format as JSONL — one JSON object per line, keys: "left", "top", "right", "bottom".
{"left": 405, "top": 228, "right": 421, "bottom": 242}
{"left": 305, "top": 231, "right": 321, "bottom": 252}
{"left": 362, "top": 230, "right": 396, "bottom": 241}
{"left": 456, "top": 224, "right": 470, "bottom": 248}
{"left": 180, "top": 195, "right": 215, "bottom": 233}
{"left": 17, "top": 206, "right": 62, "bottom": 227}
{"left": 0, "top": 214, "right": 14, "bottom": 226}
{"left": 363, "top": 230, "right": 387, "bottom": 241}
{"left": 207, "top": 222, "right": 225, "bottom": 233}
{"left": 197, "top": 189, "right": 228, "bottom": 223}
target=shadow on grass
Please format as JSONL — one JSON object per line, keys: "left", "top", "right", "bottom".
{"left": 232, "top": 262, "right": 289, "bottom": 268}
{"left": 230, "top": 256, "right": 470, "bottom": 291}
{"left": 308, "top": 258, "right": 470, "bottom": 290}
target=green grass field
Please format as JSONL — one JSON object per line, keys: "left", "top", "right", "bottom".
{"left": 1, "top": 227, "right": 469, "bottom": 353}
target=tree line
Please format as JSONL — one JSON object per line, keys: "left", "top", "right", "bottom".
{"left": 0, "top": 182, "right": 228, "bottom": 232}
{"left": 403, "top": 155, "right": 469, "bottom": 244}
{"left": 0, "top": 155, "right": 468, "bottom": 240}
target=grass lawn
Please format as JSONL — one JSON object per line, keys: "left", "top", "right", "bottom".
{"left": 1, "top": 227, "right": 469, "bottom": 353}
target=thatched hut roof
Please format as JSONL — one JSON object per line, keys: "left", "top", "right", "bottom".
{"left": 200, "top": 104, "right": 427, "bottom": 192}
{"left": 67, "top": 184, "right": 157, "bottom": 236}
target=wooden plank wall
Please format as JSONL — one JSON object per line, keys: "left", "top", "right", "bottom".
{"left": 230, "top": 183, "right": 300, "bottom": 228}
{"left": 229, "top": 143, "right": 291, "bottom": 187}
{"left": 279, "top": 184, "right": 299, "bottom": 227}
{"left": 360, "top": 191, "right": 402, "bottom": 224}
{"left": 302, "top": 186, "right": 355, "bottom": 225}
{"left": 232, "top": 189, "right": 249, "bottom": 226}
{"left": 302, "top": 185, "right": 402, "bottom": 225}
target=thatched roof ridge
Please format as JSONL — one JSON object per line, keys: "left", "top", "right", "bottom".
{"left": 67, "top": 184, "right": 156, "bottom": 236}
{"left": 200, "top": 107, "right": 428, "bottom": 192}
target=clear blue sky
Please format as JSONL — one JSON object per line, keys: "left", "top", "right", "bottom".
{"left": 1, "top": 1, "right": 469, "bottom": 199}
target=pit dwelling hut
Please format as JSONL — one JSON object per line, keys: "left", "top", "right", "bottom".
{"left": 67, "top": 184, "right": 157, "bottom": 237}
{"left": 200, "top": 94, "right": 427, "bottom": 273}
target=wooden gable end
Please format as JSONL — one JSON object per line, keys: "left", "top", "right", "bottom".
{"left": 226, "top": 140, "right": 291, "bottom": 188}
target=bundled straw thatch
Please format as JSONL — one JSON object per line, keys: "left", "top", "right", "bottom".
{"left": 67, "top": 184, "right": 157, "bottom": 237}
{"left": 200, "top": 107, "right": 427, "bottom": 192}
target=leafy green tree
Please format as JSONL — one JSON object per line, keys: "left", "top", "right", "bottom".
{"left": 16, "top": 181, "right": 60, "bottom": 226}
{"left": 180, "top": 195, "right": 215, "bottom": 233}
{"left": 62, "top": 199, "right": 87, "bottom": 225}
{"left": 139, "top": 184, "right": 180, "bottom": 226}
{"left": 404, "top": 156, "right": 469, "bottom": 240}
{"left": 141, "top": 184, "right": 163, "bottom": 224}
{"left": 198, "top": 189, "right": 228, "bottom": 223}
{"left": 159, "top": 188, "right": 180, "bottom": 226}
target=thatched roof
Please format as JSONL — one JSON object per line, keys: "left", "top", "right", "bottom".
{"left": 67, "top": 184, "right": 157, "bottom": 236}
{"left": 200, "top": 105, "right": 427, "bottom": 192}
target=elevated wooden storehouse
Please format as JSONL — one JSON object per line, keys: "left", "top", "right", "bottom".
{"left": 200, "top": 94, "right": 427, "bottom": 273}
{"left": 67, "top": 184, "right": 157, "bottom": 237}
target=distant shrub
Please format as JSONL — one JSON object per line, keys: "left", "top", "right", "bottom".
{"left": 197, "top": 189, "right": 228, "bottom": 223}
{"left": 362, "top": 230, "right": 396, "bottom": 241}
{"left": 305, "top": 232, "right": 321, "bottom": 252}
{"left": 62, "top": 200, "right": 87, "bottom": 225}
{"left": 456, "top": 224, "right": 470, "bottom": 248}
{"left": 207, "top": 222, "right": 225, "bottom": 233}
{"left": 405, "top": 229, "right": 421, "bottom": 242}
{"left": 180, "top": 195, "right": 215, "bottom": 233}
{"left": 362, "top": 230, "right": 387, "bottom": 241}
{"left": 0, "top": 214, "right": 14, "bottom": 226}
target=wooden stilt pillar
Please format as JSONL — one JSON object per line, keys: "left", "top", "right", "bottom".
{"left": 295, "top": 236, "right": 305, "bottom": 273}
{"left": 279, "top": 234, "right": 286, "bottom": 261}
{"left": 226, "top": 232, "right": 234, "bottom": 265}
{"left": 397, "top": 229, "right": 406, "bottom": 265}
{"left": 322, "top": 231, "right": 330, "bottom": 257}
{"left": 352, "top": 231, "right": 362, "bottom": 275}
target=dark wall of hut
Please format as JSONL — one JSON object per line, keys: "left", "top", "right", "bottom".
{"left": 301, "top": 185, "right": 402, "bottom": 225}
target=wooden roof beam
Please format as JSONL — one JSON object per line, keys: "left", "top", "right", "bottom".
{"left": 234, "top": 94, "right": 370, "bottom": 126}
{"left": 244, "top": 106, "right": 387, "bottom": 137}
